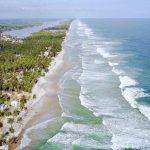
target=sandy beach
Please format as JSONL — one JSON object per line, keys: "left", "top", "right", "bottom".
{"left": 7, "top": 30, "right": 71, "bottom": 149}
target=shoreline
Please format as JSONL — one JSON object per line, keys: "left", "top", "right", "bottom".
{"left": 13, "top": 29, "right": 70, "bottom": 149}
{"left": 0, "top": 21, "right": 72, "bottom": 149}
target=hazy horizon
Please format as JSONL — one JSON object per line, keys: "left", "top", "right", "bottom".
{"left": 0, "top": 0, "right": 150, "bottom": 19}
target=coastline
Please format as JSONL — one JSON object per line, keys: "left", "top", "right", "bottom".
{"left": 13, "top": 29, "right": 70, "bottom": 149}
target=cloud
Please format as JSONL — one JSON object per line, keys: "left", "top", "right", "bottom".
{"left": 0, "top": 0, "right": 150, "bottom": 19}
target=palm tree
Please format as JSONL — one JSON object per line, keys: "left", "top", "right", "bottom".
{"left": 0, "top": 69, "right": 3, "bottom": 95}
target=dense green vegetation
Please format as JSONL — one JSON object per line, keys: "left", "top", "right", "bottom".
{"left": 46, "top": 21, "right": 71, "bottom": 30}
{"left": 0, "top": 30, "right": 65, "bottom": 94}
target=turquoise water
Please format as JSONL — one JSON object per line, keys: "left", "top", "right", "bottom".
{"left": 23, "top": 19, "right": 150, "bottom": 149}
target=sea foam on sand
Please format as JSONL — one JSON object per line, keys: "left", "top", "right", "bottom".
{"left": 119, "top": 76, "right": 137, "bottom": 89}
{"left": 19, "top": 27, "right": 69, "bottom": 148}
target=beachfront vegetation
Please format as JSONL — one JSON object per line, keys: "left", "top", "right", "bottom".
{"left": 0, "top": 30, "right": 65, "bottom": 93}
{"left": 46, "top": 21, "right": 71, "bottom": 31}
{"left": 0, "top": 22, "right": 70, "bottom": 147}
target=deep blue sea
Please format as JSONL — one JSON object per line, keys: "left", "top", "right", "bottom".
{"left": 84, "top": 19, "right": 150, "bottom": 118}
{"left": 19, "top": 19, "right": 150, "bottom": 149}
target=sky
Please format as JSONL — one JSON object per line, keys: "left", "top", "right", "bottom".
{"left": 0, "top": 0, "right": 150, "bottom": 19}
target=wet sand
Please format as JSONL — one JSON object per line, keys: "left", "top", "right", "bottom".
{"left": 12, "top": 34, "right": 71, "bottom": 149}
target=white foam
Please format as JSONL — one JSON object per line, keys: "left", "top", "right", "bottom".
{"left": 47, "top": 132, "right": 78, "bottom": 147}
{"left": 79, "top": 77, "right": 96, "bottom": 108}
{"left": 119, "top": 76, "right": 150, "bottom": 120}
{"left": 119, "top": 76, "right": 137, "bottom": 89}
{"left": 112, "top": 67, "right": 124, "bottom": 75}
{"left": 84, "top": 28, "right": 93, "bottom": 36}
{"left": 47, "top": 121, "right": 111, "bottom": 149}
{"left": 61, "top": 122, "right": 99, "bottom": 134}
{"left": 94, "top": 59, "right": 104, "bottom": 64}
{"left": 138, "top": 104, "right": 150, "bottom": 120}
{"left": 111, "top": 133, "right": 150, "bottom": 150}
{"left": 77, "top": 21, "right": 94, "bottom": 38}
{"left": 78, "top": 69, "right": 98, "bottom": 117}
{"left": 97, "top": 47, "right": 116, "bottom": 59}
{"left": 121, "top": 87, "right": 149, "bottom": 108}
{"left": 79, "top": 92, "right": 95, "bottom": 112}
{"left": 20, "top": 118, "right": 57, "bottom": 149}
{"left": 102, "top": 41, "right": 121, "bottom": 46}
{"left": 72, "top": 137, "right": 111, "bottom": 149}
{"left": 108, "top": 62, "right": 119, "bottom": 67}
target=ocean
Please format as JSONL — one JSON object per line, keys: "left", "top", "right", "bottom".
{"left": 21, "top": 19, "right": 150, "bottom": 149}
